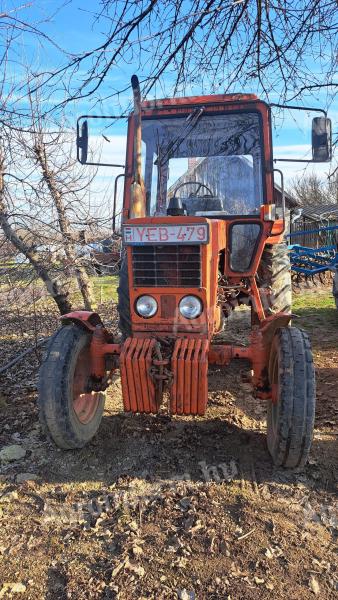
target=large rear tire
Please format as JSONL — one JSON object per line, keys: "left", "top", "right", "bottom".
{"left": 38, "top": 324, "right": 105, "bottom": 449}
{"left": 117, "top": 255, "right": 131, "bottom": 338}
{"left": 267, "top": 327, "right": 315, "bottom": 468}
{"left": 257, "top": 242, "right": 292, "bottom": 314}
{"left": 333, "top": 269, "right": 338, "bottom": 309}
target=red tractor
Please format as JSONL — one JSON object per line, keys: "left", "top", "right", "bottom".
{"left": 38, "top": 76, "right": 332, "bottom": 468}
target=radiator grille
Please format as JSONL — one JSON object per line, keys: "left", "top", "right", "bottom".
{"left": 132, "top": 245, "right": 201, "bottom": 287}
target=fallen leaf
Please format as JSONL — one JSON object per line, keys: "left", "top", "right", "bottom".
{"left": 174, "top": 556, "right": 188, "bottom": 569}
{"left": 309, "top": 576, "right": 320, "bottom": 595}
{"left": 190, "top": 519, "right": 203, "bottom": 534}
{"left": 0, "top": 582, "right": 26, "bottom": 597}
{"left": 132, "top": 545, "right": 143, "bottom": 557}
{"left": 178, "top": 589, "right": 195, "bottom": 600}
{"left": 1, "top": 490, "right": 18, "bottom": 503}
{"left": 126, "top": 561, "right": 145, "bottom": 577}
{"left": 265, "top": 545, "right": 283, "bottom": 559}
{"left": 127, "top": 520, "right": 139, "bottom": 532}
{"left": 111, "top": 561, "right": 126, "bottom": 578}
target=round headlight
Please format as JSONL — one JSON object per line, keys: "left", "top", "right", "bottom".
{"left": 135, "top": 295, "right": 158, "bottom": 318}
{"left": 179, "top": 295, "right": 203, "bottom": 319}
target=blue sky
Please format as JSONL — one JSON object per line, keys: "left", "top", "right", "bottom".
{"left": 5, "top": 0, "right": 337, "bottom": 189}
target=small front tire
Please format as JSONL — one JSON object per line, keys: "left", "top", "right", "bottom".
{"left": 38, "top": 324, "right": 105, "bottom": 449}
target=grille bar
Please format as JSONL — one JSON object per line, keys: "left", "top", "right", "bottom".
{"left": 132, "top": 245, "right": 201, "bottom": 287}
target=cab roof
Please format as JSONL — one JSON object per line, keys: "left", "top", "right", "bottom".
{"left": 142, "top": 93, "right": 259, "bottom": 109}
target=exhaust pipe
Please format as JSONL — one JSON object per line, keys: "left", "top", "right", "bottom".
{"left": 130, "top": 75, "right": 146, "bottom": 219}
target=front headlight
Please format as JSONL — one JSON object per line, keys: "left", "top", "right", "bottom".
{"left": 135, "top": 295, "right": 158, "bottom": 318}
{"left": 179, "top": 295, "right": 203, "bottom": 319}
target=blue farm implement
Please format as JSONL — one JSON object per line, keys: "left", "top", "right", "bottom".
{"left": 287, "top": 225, "right": 338, "bottom": 307}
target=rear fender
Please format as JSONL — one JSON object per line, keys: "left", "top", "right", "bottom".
{"left": 61, "top": 311, "right": 104, "bottom": 333}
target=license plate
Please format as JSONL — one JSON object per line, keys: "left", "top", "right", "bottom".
{"left": 123, "top": 224, "right": 209, "bottom": 245}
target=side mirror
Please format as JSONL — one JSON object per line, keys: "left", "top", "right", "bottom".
{"left": 312, "top": 117, "right": 332, "bottom": 162}
{"left": 77, "top": 120, "right": 88, "bottom": 164}
{"left": 76, "top": 115, "right": 126, "bottom": 167}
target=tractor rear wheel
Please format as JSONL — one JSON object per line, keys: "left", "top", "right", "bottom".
{"left": 257, "top": 242, "right": 292, "bottom": 314}
{"left": 117, "top": 255, "right": 131, "bottom": 338}
{"left": 267, "top": 327, "right": 315, "bottom": 468}
{"left": 333, "top": 269, "right": 338, "bottom": 309}
{"left": 38, "top": 324, "right": 105, "bottom": 449}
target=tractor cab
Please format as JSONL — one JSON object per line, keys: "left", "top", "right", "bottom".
{"left": 123, "top": 93, "right": 272, "bottom": 222}
{"left": 139, "top": 106, "right": 264, "bottom": 219}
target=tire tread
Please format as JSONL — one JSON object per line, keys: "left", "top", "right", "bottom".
{"left": 258, "top": 243, "right": 292, "bottom": 313}
{"left": 267, "top": 326, "right": 315, "bottom": 468}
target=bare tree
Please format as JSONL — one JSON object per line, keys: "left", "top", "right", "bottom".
{"left": 0, "top": 144, "right": 73, "bottom": 314}
{"left": 288, "top": 172, "right": 338, "bottom": 207}
{"left": 27, "top": 97, "right": 96, "bottom": 311}
{"left": 0, "top": 91, "right": 112, "bottom": 314}
{"left": 0, "top": 5, "right": 120, "bottom": 315}
{"left": 0, "top": 3, "right": 68, "bottom": 127}
{"left": 29, "top": 1, "right": 337, "bottom": 111}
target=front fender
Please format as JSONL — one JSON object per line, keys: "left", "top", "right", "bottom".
{"left": 61, "top": 310, "right": 104, "bottom": 333}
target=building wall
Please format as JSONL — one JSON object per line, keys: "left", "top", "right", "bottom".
{"left": 171, "top": 156, "right": 260, "bottom": 214}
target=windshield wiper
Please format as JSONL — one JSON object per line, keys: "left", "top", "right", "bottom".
{"left": 155, "top": 106, "right": 205, "bottom": 167}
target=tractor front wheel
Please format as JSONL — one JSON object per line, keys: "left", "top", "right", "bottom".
{"left": 38, "top": 324, "right": 105, "bottom": 449}
{"left": 267, "top": 327, "right": 315, "bottom": 468}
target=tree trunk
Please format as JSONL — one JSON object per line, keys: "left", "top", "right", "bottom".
{"left": 0, "top": 155, "right": 72, "bottom": 315}
{"left": 33, "top": 142, "right": 95, "bottom": 311}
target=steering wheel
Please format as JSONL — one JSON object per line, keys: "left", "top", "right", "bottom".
{"left": 173, "top": 180, "right": 214, "bottom": 197}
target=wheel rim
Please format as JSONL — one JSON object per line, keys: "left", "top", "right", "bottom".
{"left": 73, "top": 345, "right": 101, "bottom": 424}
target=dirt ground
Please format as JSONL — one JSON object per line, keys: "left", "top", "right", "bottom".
{"left": 0, "top": 288, "right": 337, "bottom": 599}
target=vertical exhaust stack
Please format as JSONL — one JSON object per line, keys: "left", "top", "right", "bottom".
{"left": 130, "top": 75, "right": 146, "bottom": 219}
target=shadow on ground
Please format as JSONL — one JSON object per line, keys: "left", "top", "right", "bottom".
{"left": 28, "top": 411, "right": 336, "bottom": 496}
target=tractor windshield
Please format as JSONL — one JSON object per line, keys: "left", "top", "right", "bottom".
{"left": 141, "top": 111, "right": 264, "bottom": 216}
